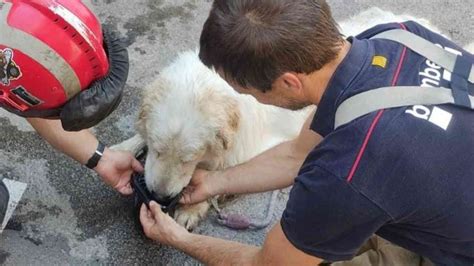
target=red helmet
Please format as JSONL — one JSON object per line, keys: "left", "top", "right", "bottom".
{"left": 0, "top": 0, "right": 109, "bottom": 112}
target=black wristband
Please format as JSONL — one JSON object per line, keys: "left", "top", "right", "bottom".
{"left": 86, "top": 142, "right": 106, "bottom": 169}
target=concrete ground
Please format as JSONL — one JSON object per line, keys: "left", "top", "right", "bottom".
{"left": 0, "top": 0, "right": 472, "bottom": 265}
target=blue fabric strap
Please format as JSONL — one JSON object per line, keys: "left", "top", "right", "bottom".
{"left": 451, "top": 56, "right": 473, "bottom": 108}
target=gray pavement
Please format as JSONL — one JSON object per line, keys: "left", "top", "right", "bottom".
{"left": 0, "top": 0, "right": 472, "bottom": 265}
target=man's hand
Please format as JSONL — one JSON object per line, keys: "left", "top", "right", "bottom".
{"left": 180, "top": 169, "right": 221, "bottom": 205}
{"left": 140, "top": 201, "right": 189, "bottom": 245}
{"left": 140, "top": 200, "right": 321, "bottom": 265}
{"left": 95, "top": 148, "right": 144, "bottom": 195}
{"left": 27, "top": 118, "right": 143, "bottom": 195}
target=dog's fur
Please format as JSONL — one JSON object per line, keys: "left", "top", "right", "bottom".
{"left": 113, "top": 51, "right": 313, "bottom": 229}
{"left": 113, "top": 7, "right": 473, "bottom": 229}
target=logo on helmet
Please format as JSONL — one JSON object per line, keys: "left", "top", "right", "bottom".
{"left": 0, "top": 48, "right": 22, "bottom": 86}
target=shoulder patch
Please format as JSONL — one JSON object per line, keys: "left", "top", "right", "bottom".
{"left": 372, "top": 55, "right": 388, "bottom": 68}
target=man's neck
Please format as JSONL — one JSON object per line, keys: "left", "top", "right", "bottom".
{"left": 304, "top": 40, "right": 352, "bottom": 105}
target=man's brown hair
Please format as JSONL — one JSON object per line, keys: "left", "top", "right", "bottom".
{"left": 199, "top": 0, "right": 344, "bottom": 92}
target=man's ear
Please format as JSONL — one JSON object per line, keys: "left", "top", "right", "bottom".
{"left": 274, "top": 72, "right": 304, "bottom": 96}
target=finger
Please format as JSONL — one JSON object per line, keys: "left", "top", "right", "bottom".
{"left": 179, "top": 195, "right": 188, "bottom": 204}
{"left": 179, "top": 187, "right": 190, "bottom": 204}
{"left": 149, "top": 201, "right": 164, "bottom": 220}
{"left": 118, "top": 184, "right": 133, "bottom": 195}
{"left": 180, "top": 188, "right": 194, "bottom": 204}
{"left": 139, "top": 203, "right": 155, "bottom": 227}
{"left": 132, "top": 158, "right": 144, "bottom": 173}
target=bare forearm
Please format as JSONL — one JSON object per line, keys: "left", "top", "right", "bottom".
{"left": 211, "top": 111, "right": 321, "bottom": 196}
{"left": 27, "top": 118, "right": 98, "bottom": 165}
{"left": 141, "top": 204, "right": 321, "bottom": 265}
{"left": 176, "top": 232, "right": 261, "bottom": 266}
{"left": 28, "top": 118, "right": 143, "bottom": 195}
{"left": 215, "top": 140, "right": 305, "bottom": 196}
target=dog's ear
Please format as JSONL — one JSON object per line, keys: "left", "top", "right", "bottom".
{"left": 135, "top": 77, "right": 167, "bottom": 135}
{"left": 210, "top": 95, "right": 240, "bottom": 151}
{"left": 216, "top": 128, "right": 231, "bottom": 150}
{"left": 135, "top": 104, "right": 148, "bottom": 136}
{"left": 216, "top": 102, "right": 240, "bottom": 150}
{"left": 198, "top": 87, "right": 241, "bottom": 151}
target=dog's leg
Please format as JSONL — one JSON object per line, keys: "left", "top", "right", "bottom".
{"left": 110, "top": 134, "right": 146, "bottom": 155}
{"left": 174, "top": 201, "right": 210, "bottom": 230}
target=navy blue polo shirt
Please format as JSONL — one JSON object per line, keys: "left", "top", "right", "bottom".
{"left": 281, "top": 21, "right": 474, "bottom": 265}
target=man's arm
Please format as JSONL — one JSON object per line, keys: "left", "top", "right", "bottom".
{"left": 27, "top": 118, "right": 100, "bottom": 165}
{"left": 181, "top": 222, "right": 321, "bottom": 266}
{"left": 27, "top": 118, "right": 143, "bottom": 194}
{"left": 182, "top": 111, "right": 322, "bottom": 203}
{"left": 141, "top": 202, "right": 322, "bottom": 266}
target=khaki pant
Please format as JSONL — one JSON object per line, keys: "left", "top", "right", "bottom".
{"left": 331, "top": 236, "right": 434, "bottom": 266}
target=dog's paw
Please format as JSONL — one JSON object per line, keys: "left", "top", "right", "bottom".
{"left": 174, "top": 202, "right": 210, "bottom": 230}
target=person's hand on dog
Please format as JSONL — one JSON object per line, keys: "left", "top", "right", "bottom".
{"left": 140, "top": 201, "right": 189, "bottom": 245}
{"left": 95, "top": 148, "right": 144, "bottom": 195}
{"left": 180, "top": 169, "right": 219, "bottom": 205}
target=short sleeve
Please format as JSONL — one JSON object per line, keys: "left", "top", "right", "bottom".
{"left": 281, "top": 165, "right": 392, "bottom": 262}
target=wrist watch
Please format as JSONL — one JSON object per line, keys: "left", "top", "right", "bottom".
{"left": 86, "top": 142, "right": 106, "bottom": 169}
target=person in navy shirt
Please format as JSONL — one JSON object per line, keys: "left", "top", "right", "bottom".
{"left": 138, "top": 1, "right": 474, "bottom": 265}
{"left": 282, "top": 20, "right": 474, "bottom": 265}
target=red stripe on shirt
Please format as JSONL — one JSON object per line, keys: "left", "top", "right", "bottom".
{"left": 346, "top": 23, "right": 408, "bottom": 182}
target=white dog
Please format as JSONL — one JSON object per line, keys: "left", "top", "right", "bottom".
{"left": 113, "top": 51, "right": 313, "bottom": 229}
{"left": 113, "top": 7, "right": 472, "bottom": 230}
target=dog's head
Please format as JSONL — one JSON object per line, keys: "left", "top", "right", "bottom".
{"left": 136, "top": 52, "right": 240, "bottom": 198}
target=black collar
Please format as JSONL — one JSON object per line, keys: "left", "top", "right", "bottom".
{"left": 132, "top": 147, "right": 182, "bottom": 216}
{"left": 132, "top": 173, "right": 181, "bottom": 216}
